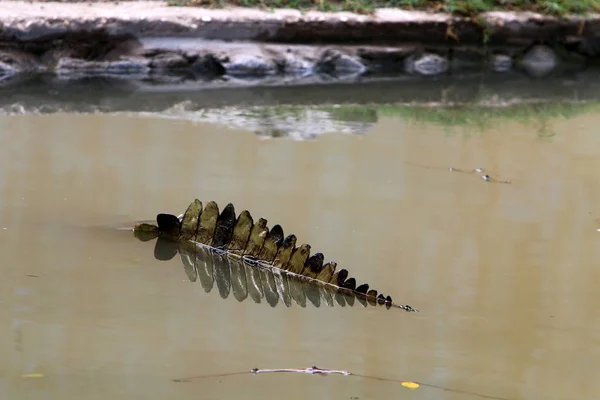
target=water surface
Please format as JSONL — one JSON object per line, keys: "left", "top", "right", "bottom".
{"left": 1, "top": 108, "right": 600, "bottom": 400}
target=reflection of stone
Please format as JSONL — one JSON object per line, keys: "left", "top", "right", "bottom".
{"left": 490, "top": 54, "right": 513, "bottom": 72}
{"left": 0, "top": 61, "right": 18, "bottom": 81}
{"left": 56, "top": 57, "right": 150, "bottom": 77}
{"left": 222, "top": 54, "right": 278, "bottom": 77}
{"left": 520, "top": 45, "right": 558, "bottom": 78}
{"left": 155, "top": 105, "right": 377, "bottom": 140}
{"left": 405, "top": 53, "right": 449, "bottom": 76}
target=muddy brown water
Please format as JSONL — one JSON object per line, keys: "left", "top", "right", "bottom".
{"left": 2, "top": 111, "right": 600, "bottom": 400}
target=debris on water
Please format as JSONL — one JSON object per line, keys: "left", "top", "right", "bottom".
{"left": 401, "top": 382, "right": 420, "bottom": 389}
{"left": 408, "top": 162, "right": 510, "bottom": 183}
{"left": 21, "top": 373, "right": 44, "bottom": 378}
{"left": 448, "top": 167, "right": 484, "bottom": 174}
{"left": 171, "top": 365, "right": 511, "bottom": 399}
{"left": 249, "top": 366, "right": 421, "bottom": 390}
{"left": 251, "top": 365, "right": 351, "bottom": 376}
{"left": 447, "top": 166, "right": 511, "bottom": 184}
{"left": 480, "top": 174, "right": 512, "bottom": 184}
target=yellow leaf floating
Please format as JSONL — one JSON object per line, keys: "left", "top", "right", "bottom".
{"left": 401, "top": 381, "right": 420, "bottom": 389}
{"left": 21, "top": 373, "right": 44, "bottom": 378}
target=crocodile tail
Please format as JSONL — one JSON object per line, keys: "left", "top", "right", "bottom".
{"left": 140, "top": 199, "right": 417, "bottom": 312}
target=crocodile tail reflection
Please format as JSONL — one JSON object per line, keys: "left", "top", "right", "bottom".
{"left": 153, "top": 237, "right": 377, "bottom": 309}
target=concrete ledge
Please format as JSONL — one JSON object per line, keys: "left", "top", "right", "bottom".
{"left": 1, "top": 1, "right": 600, "bottom": 83}
{"left": 1, "top": 2, "right": 600, "bottom": 45}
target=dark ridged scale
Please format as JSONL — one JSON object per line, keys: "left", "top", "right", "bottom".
{"left": 258, "top": 224, "right": 284, "bottom": 263}
{"left": 366, "top": 290, "right": 378, "bottom": 306}
{"left": 273, "top": 234, "right": 296, "bottom": 269}
{"left": 302, "top": 252, "right": 324, "bottom": 278}
{"left": 286, "top": 244, "right": 311, "bottom": 274}
{"left": 330, "top": 269, "right": 348, "bottom": 286}
{"left": 212, "top": 203, "right": 236, "bottom": 248}
{"left": 356, "top": 284, "right": 369, "bottom": 294}
{"left": 342, "top": 277, "right": 356, "bottom": 291}
{"left": 156, "top": 213, "right": 181, "bottom": 237}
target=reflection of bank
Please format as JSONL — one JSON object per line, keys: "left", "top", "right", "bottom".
{"left": 2, "top": 72, "right": 600, "bottom": 139}
{"left": 160, "top": 106, "right": 377, "bottom": 140}
{"left": 138, "top": 235, "right": 395, "bottom": 310}
{"left": 3, "top": 71, "right": 600, "bottom": 111}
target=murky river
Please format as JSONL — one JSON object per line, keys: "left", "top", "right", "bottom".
{"left": 2, "top": 92, "right": 600, "bottom": 400}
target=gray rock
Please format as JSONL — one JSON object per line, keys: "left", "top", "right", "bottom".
{"left": 519, "top": 45, "right": 558, "bottom": 77}
{"left": 149, "top": 53, "right": 191, "bottom": 69}
{"left": 223, "top": 54, "right": 277, "bottom": 77}
{"left": 355, "top": 48, "right": 411, "bottom": 73}
{"left": 490, "top": 54, "right": 513, "bottom": 72}
{"left": 0, "top": 49, "right": 40, "bottom": 73}
{"left": 406, "top": 53, "right": 448, "bottom": 76}
{"left": 317, "top": 49, "right": 366, "bottom": 76}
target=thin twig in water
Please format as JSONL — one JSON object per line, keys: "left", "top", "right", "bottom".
{"left": 172, "top": 365, "right": 519, "bottom": 400}
{"left": 353, "top": 373, "right": 516, "bottom": 400}
{"left": 172, "top": 371, "right": 248, "bottom": 382}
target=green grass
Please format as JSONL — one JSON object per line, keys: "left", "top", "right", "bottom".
{"left": 168, "top": 0, "right": 600, "bottom": 16}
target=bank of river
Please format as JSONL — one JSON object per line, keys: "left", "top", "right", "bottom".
{"left": 0, "top": 1, "right": 599, "bottom": 84}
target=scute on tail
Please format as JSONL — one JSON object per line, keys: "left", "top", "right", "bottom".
{"left": 134, "top": 199, "right": 416, "bottom": 312}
